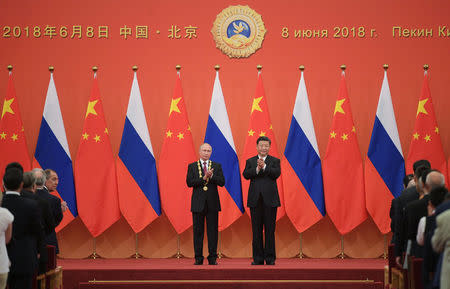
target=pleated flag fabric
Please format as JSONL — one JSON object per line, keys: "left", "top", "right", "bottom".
{"left": 33, "top": 71, "right": 77, "bottom": 231}
{"left": 365, "top": 70, "right": 405, "bottom": 234}
{"left": 204, "top": 70, "right": 244, "bottom": 231}
{"left": 117, "top": 70, "right": 161, "bottom": 233}
{"left": 282, "top": 69, "right": 325, "bottom": 233}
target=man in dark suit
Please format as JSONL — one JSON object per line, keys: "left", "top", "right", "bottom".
{"left": 2, "top": 167, "right": 41, "bottom": 289}
{"left": 32, "top": 168, "right": 63, "bottom": 254}
{"left": 405, "top": 170, "right": 444, "bottom": 257}
{"left": 21, "top": 171, "right": 55, "bottom": 274}
{"left": 243, "top": 136, "right": 281, "bottom": 265}
{"left": 186, "top": 143, "right": 225, "bottom": 265}
{"left": 393, "top": 160, "right": 430, "bottom": 266}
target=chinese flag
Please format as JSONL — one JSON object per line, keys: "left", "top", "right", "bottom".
{"left": 322, "top": 71, "right": 367, "bottom": 235}
{"left": 406, "top": 71, "right": 447, "bottom": 179}
{"left": 0, "top": 71, "right": 31, "bottom": 173}
{"left": 240, "top": 71, "right": 285, "bottom": 221}
{"left": 74, "top": 72, "right": 120, "bottom": 237}
{"left": 158, "top": 71, "right": 196, "bottom": 234}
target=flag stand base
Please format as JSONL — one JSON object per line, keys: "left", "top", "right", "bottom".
{"left": 130, "top": 253, "right": 143, "bottom": 259}
{"left": 87, "top": 252, "right": 103, "bottom": 259}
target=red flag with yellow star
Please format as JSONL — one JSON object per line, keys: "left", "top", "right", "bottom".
{"left": 0, "top": 71, "right": 31, "bottom": 173}
{"left": 158, "top": 71, "right": 196, "bottom": 234}
{"left": 322, "top": 71, "right": 367, "bottom": 235}
{"left": 240, "top": 71, "right": 285, "bottom": 221}
{"left": 406, "top": 71, "right": 447, "bottom": 178}
{"left": 74, "top": 72, "right": 120, "bottom": 237}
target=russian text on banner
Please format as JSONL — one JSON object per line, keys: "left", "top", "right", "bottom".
{"left": 34, "top": 70, "right": 77, "bottom": 231}
{"left": 240, "top": 69, "right": 285, "bottom": 221}
{"left": 282, "top": 68, "right": 325, "bottom": 233}
{"left": 322, "top": 69, "right": 367, "bottom": 235}
{"left": 117, "top": 69, "right": 161, "bottom": 233}
{"left": 406, "top": 69, "right": 447, "bottom": 181}
{"left": 158, "top": 69, "right": 196, "bottom": 234}
{"left": 204, "top": 69, "right": 244, "bottom": 231}
{"left": 366, "top": 68, "right": 405, "bottom": 234}
{"left": 74, "top": 70, "right": 120, "bottom": 237}
{"left": 0, "top": 69, "right": 31, "bottom": 173}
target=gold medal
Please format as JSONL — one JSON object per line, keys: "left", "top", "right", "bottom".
{"left": 203, "top": 186, "right": 208, "bottom": 191}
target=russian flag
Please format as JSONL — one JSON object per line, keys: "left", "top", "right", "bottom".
{"left": 33, "top": 71, "right": 77, "bottom": 231}
{"left": 117, "top": 70, "right": 161, "bottom": 233}
{"left": 281, "top": 69, "right": 325, "bottom": 233}
{"left": 205, "top": 70, "right": 244, "bottom": 231}
{"left": 365, "top": 69, "right": 405, "bottom": 234}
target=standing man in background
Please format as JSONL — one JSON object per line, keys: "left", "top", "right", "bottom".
{"left": 243, "top": 136, "right": 281, "bottom": 265}
{"left": 186, "top": 143, "right": 225, "bottom": 265}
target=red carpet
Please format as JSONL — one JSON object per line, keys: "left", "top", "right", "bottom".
{"left": 59, "top": 258, "right": 386, "bottom": 289}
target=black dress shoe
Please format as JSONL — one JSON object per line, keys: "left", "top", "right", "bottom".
{"left": 208, "top": 260, "right": 218, "bottom": 265}
{"left": 194, "top": 260, "right": 203, "bottom": 265}
{"left": 266, "top": 261, "right": 275, "bottom": 265}
{"left": 251, "top": 261, "right": 264, "bottom": 265}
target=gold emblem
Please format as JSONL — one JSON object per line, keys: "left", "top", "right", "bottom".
{"left": 203, "top": 186, "right": 208, "bottom": 191}
{"left": 211, "top": 5, "right": 266, "bottom": 58}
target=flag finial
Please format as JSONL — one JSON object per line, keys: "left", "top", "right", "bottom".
{"left": 423, "top": 64, "right": 429, "bottom": 71}
{"left": 214, "top": 65, "right": 220, "bottom": 71}
{"left": 256, "top": 65, "right": 262, "bottom": 71}
{"left": 299, "top": 65, "right": 305, "bottom": 71}
{"left": 49, "top": 66, "right": 54, "bottom": 72}
{"left": 132, "top": 65, "right": 138, "bottom": 72}
{"left": 175, "top": 65, "right": 181, "bottom": 71}
{"left": 383, "top": 64, "right": 389, "bottom": 71}
{"left": 92, "top": 66, "right": 98, "bottom": 72}
{"left": 7, "top": 65, "right": 12, "bottom": 71}
{"left": 340, "top": 65, "right": 346, "bottom": 71}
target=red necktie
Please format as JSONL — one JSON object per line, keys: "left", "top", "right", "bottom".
{"left": 203, "top": 161, "right": 207, "bottom": 175}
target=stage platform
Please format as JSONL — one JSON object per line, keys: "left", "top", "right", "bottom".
{"left": 60, "top": 258, "right": 386, "bottom": 289}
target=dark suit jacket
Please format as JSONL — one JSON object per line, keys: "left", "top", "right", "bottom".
{"left": 186, "top": 160, "right": 225, "bottom": 213}
{"left": 393, "top": 186, "right": 419, "bottom": 257}
{"left": 405, "top": 195, "right": 429, "bottom": 240}
{"left": 243, "top": 155, "right": 281, "bottom": 208}
{"left": 36, "top": 187, "right": 62, "bottom": 253}
{"left": 1, "top": 193, "right": 41, "bottom": 276}
{"left": 21, "top": 190, "right": 55, "bottom": 235}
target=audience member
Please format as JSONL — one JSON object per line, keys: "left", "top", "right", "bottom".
{"left": 2, "top": 167, "right": 40, "bottom": 289}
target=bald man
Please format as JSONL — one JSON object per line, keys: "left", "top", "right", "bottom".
{"left": 186, "top": 143, "right": 225, "bottom": 265}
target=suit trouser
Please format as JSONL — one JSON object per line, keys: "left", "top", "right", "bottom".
{"left": 250, "top": 196, "right": 277, "bottom": 264}
{"left": 7, "top": 273, "right": 33, "bottom": 289}
{"left": 192, "top": 205, "right": 218, "bottom": 262}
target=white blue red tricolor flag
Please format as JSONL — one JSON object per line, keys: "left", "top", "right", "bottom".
{"left": 33, "top": 71, "right": 77, "bottom": 231}
{"left": 281, "top": 69, "right": 325, "bottom": 233}
{"left": 204, "top": 70, "right": 244, "bottom": 231}
{"left": 117, "top": 70, "right": 161, "bottom": 233}
{"left": 365, "top": 69, "right": 405, "bottom": 234}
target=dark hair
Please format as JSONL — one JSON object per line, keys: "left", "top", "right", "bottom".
{"left": 429, "top": 186, "right": 448, "bottom": 208}
{"left": 420, "top": 168, "right": 432, "bottom": 185}
{"left": 403, "top": 174, "right": 414, "bottom": 188}
{"left": 3, "top": 167, "right": 23, "bottom": 191}
{"left": 44, "top": 169, "right": 55, "bottom": 178}
{"left": 414, "top": 165, "right": 428, "bottom": 178}
{"left": 5, "top": 162, "right": 23, "bottom": 174}
{"left": 256, "top": 136, "right": 271, "bottom": 145}
{"left": 413, "top": 160, "right": 431, "bottom": 172}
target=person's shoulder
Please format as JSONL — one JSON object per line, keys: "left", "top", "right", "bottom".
{"left": 246, "top": 155, "right": 258, "bottom": 161}
{"left": 47, "top": 193, "right": 61, "bottom": 203}
{"left": 436, "top": 209, "right": 450, "bottom": 224}
{"left": 0, "top": 207, "right": 14, "bottom": 222}
{"left": 398, "top": 186, "right": 417, "bottom": 201}
{"left": 267, "top": 155, "right": 280, "bottom": 162}
{"left": 188, "top": 161, "right": 198, "bottom": 167}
